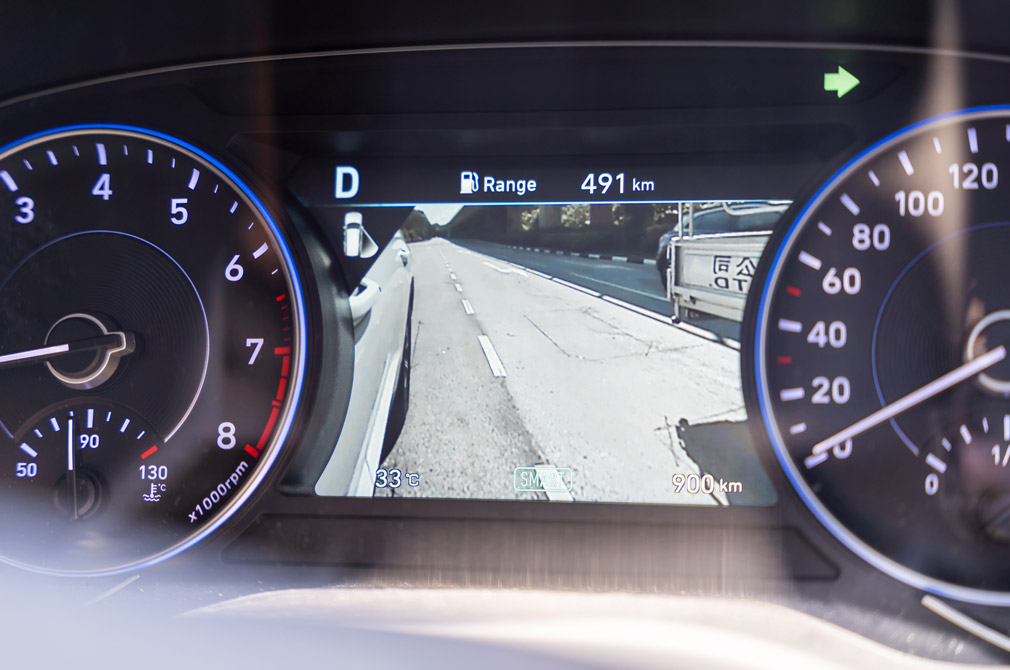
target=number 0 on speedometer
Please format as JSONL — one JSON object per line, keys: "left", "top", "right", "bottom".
{"left": 748, "top": 107, "right": 1010, "bottom": 604}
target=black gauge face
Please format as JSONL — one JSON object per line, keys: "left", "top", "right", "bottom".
{"left": 0, "top": 126, "right": 305, "bottom": 574}
{"left": 750, "top": 108, "right": 1010, "bottom": 604}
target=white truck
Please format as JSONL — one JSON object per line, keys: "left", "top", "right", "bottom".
{"left": 664, "top": 201, "right": 789, "bottom": 323}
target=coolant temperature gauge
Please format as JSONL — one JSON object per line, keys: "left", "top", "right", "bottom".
{"left": 10, "top": 403, "right": 167, "bottom": 521}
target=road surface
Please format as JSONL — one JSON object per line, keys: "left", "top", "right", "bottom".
{"left": 454, "top": 239, "right": 741, "bottom": 343}
{"left": 376, "top": 238, "right": 767, "bottom": 504}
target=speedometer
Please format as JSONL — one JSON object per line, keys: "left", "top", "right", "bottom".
{"left": 747, "top": 107, "right": 1010, "bottom": 604}
{"left": 0, "top": 125, "right": 306, "bottom": 575}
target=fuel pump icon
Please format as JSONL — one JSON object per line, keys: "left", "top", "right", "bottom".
{"left": 459, "top": 171, "right": 479, "bottom": 195}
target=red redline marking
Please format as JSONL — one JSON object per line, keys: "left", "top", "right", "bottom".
{"left": 274, "top": 347, "right": 291, "bottom": 355}
{"left": 777, "top": 356, "right": 793, "bottom": 365}
{"left": 276, "top": 377, "right": 288, "bottom": 401}
{"left": 256, "top": 407, "right": 280, "bottom": 451}
{"left": 281, "top": 355, "right": 290, "bottom": 377}
{"left": 786, "top": 286, "right": 802, "bottom": 297}
{"left": 276, "top": 294, "right": 287, "bottom": 302}
{"left": 140, "top": 445, "right": 159, "bottom": 459}
{"left": 244, "top": 444, "right": 260, "bottom": 458}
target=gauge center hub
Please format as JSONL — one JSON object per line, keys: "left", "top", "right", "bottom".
{"left": 44, "top": 313, "right": 135, "bottom": 390}
{"left": 965, "top": 309, "right": 1010, "bottom": 395}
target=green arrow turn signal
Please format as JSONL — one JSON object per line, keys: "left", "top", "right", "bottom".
{"left": 824, "top": 66, "right": 860, "bottom": 98}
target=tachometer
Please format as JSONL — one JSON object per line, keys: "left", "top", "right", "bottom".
{"left": 0, "top": 125, "right": 305, "bottom": 574}
{"left": 747, "top": 107, "right": 1010, "bottom": 604}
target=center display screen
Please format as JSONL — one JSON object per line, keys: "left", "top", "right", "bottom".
{"left": 294, "top": 159, "right": 790, "bottom": 506}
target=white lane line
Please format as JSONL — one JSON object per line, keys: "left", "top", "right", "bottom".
{"left": 188, "top": 168, "right": 201, "bottom": 190}
{"left": 454, "top": 283, "right": 463, "bottom": 293}
{"left": 19, "top": 443, "right": 37, "bottom": 458}
{"left": 798, "top": 251, "right": 822, "bottom": 271}
{"left": 462, "top": 299, "right": 474, "bottom": 315}
{"left": 477, "top": 335, "right": 507, "bottom": 377}
{"left": 552, "top": 277, "right": 601, "bottom": 297}
{"left": 482, "top": 261, "right": 528, "bottom": 276}
{"left": 526, "top": 268, "right": 552, "bottom": 279}
{"left": 898, "top": 150, "right": 914, "bottom": 175}
{"left": 252, "top": 242, "right": 269, "bottom": 259}
{"left": 570, "top": 272, "right": 662, "bottom": 301}
{"left": 0, "top": 170, "right": 17, "bottom": 192}
{"left": 534, "top": 465, "right": 575, "bottom": 502}
{"left": 599, "top": 295, "right": 669, "bottom": 323}
{"left": 968, "top": 127, "right": 979, "bottom": 154}
{"left": 840, "top": 193, "right": 861, "bottom": 215}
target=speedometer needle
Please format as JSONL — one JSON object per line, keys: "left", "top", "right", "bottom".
{"left": 809, "top": 345, "right": 1007, "bottom": 458}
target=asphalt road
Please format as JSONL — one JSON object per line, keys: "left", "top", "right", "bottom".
{"left": 376, "top": 238, "right": 769, "bottom": 505}
{"left": 453, "top": 239, "right": 741, "bottom": 342}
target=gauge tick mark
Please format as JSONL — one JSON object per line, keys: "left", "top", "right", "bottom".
{"left": 898, "top": 150, "right": 914, "bottom": 175}
{"left": 0, "top": 170, "right": 18, "bottom": 192}
{"left": 840, "top": 193, "right": 861, "bottom": 215}
{"left": 798, "top": 251, "right": 822, "bottom": 271}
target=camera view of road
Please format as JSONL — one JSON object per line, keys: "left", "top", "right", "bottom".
{"left": 377, "top": 234, "right": 775, "bottom": 505}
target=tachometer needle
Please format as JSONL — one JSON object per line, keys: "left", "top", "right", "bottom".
{"left": 67, "top": 417, "right": 78, "bottom": 521}
{"left": 810, "top": 345, "right": 1007, "bottom": 458}
{"left": 0, "top": 332, "right": 133, "bottom": 369}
